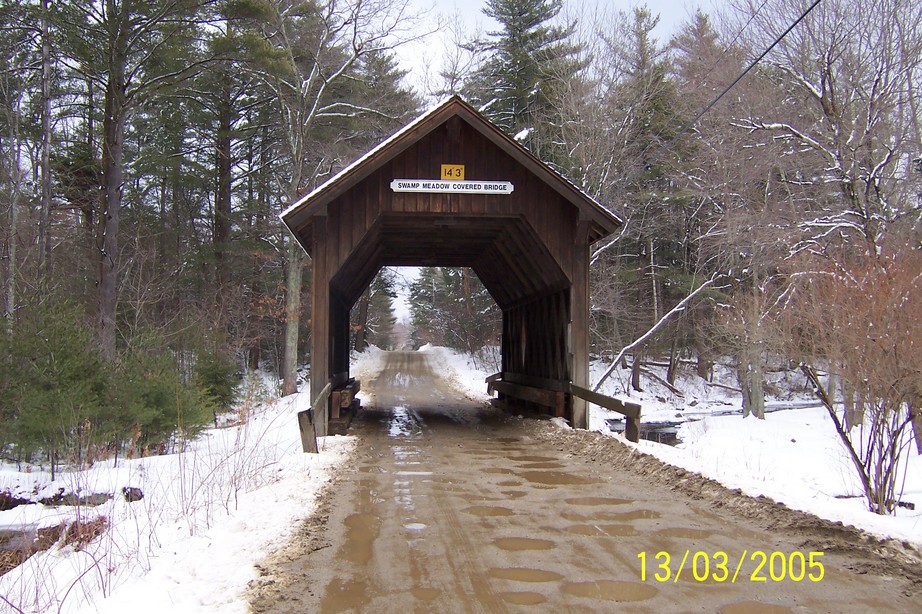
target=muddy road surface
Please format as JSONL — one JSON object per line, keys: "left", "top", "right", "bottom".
{"left": 250, "top": 351, "right": 921, "bottom": 613}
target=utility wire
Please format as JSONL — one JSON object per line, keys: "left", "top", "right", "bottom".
{"left": 618, "top": 0, "right": 825, "bottom": 193}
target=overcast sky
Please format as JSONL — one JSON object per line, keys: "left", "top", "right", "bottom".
{"left": 397, "top": 0, "right": 724, "bottom": 94}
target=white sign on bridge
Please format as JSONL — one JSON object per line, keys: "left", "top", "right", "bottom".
{"left": 390, "top": 179, "right": 514, "bottom": 195}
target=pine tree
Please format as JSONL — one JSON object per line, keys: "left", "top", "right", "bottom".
{"left": 408, "top": 267, "right": 499, "bottom": 354}
{"left": 464, "top": 0, "right": 583, "bottom": 165}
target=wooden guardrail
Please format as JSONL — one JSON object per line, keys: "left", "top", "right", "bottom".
{"left": 568, "top": 383, "right": 641, "bottom": 443}
{"left": 487, "top": 372, "right": 642, "bottom": 443}
{"left": 331, "top": 379, "right": 360, "bottom": 421}
{"left": 297, "top": 382, "right": 332, "bottom": 453}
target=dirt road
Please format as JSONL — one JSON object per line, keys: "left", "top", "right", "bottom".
{"left": 249, "top": 351, "right": 921, "bottom": 613}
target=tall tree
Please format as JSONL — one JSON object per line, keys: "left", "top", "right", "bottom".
{"left": 0, "top": 0, "right": 35, "bottom": 328}
{"left": 230, "top": 0, "right": 419, "bottom": 395}
{"left": 56, "top": 0, "right": 210, "bottom": 359}
{"left": 464, "top": 0, "right": 583, "bottom": 164}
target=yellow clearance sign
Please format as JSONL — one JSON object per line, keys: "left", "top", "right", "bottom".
{"left": 440, "top": 164, "right": 465, "bottom": 180}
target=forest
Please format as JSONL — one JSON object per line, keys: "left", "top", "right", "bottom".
{"left": 1, "top": 0, "right": 920, "bottom": 513}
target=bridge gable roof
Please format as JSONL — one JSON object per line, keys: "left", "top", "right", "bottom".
{"left": 281, "top": 96, "right": 621, "bottom": 254}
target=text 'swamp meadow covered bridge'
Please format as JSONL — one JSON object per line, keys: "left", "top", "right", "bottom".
{"left": 282, "top": 96, "right": 640, "bottom": 443}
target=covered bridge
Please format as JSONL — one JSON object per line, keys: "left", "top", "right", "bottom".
{"left": 282, "top": 96, "right": 628, "bottom": 438}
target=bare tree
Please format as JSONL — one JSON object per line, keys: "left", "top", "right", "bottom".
{"left": 236, "top": 0, "right": 421, "bottom": 395}
{"left": 781, "top": 246, "right": 921, "bottom": 514}
{"left": 730, "top": 0, "right": 922, "bottom": 257}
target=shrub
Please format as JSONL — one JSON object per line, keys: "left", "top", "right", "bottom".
{"left": 195, "top": 350, "right": 240, "bottom": 413}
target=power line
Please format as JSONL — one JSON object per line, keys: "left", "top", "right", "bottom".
{"left": 618, "top": 0, "right": 825, "bottom": 193}
{"left": 667, "top": 0, "right": 824, "bottom": 151}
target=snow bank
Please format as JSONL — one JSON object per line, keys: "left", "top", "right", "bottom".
{"left": 584, "top": 360, "right": 922, "bottom": 549}
{"left": 0, "top": 376, "right": 354, "bottom": 614}
{"left": 630, "top": 407, "right": 922, "bottom": 548}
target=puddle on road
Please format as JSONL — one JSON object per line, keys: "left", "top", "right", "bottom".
{"left": 562, "top": 580, "right": 658, "bottom": 602}
{"left": 488, "top": 567, "right": 564, "bottom": 582}
{"left": 404, "top": 523, "right": 427, "bottom": 532}
{"left": 320, "top": 577, "right": 370, "bottom": 613}
{"left": 461, "top": 495, "right": 503, "bottom": 505}
{"left": 654, "top": 527, "right": 714, "bottom": 540}
{"left": 343, "top": 513, "right": 380, "bottom": 565}
{"left": 482, "top": 467, "right": 517, "bottom": 475}
{"left": 566, "top": 524, "right": 638, "bottom": 537}
{"left": 517, "top": 471, "right": 599, "bottom": 486}
{"left": 411, "top": 587, "right": 441, "bottom": 602}
{"left": 563, "top": 509, "right": 661, "bottom": 522}
{"left": 500, "top": 490, "right": 527, "bottom": 499}
{"left": 518, "top": 462, "right": 566, "bottom": 469}
{"left": 388, "top": 406, "right": 423, "bottom": 438}
{"left": 720, "top": 602, "right": 794, "bottom": 614}
{"left": 464, "top": 505, "right": 516, "bottom": 517}
{"left": 499, "top": 591, "right": 548, "bottom": 605}
{"left": 493, "top": 537, "right": 556, "bottom": 551}
{"left": 508, "top": 455, "right": 559, "bottom": 462}
{"left": 565, "top": 496, "right": 632, "bottom": 506}
{"left": 497, "top": 480, "right": 522, "bottom": 487}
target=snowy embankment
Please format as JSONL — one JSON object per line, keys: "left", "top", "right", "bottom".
{"left": 587, "top": 360, "right": 922, "bottom": 549}
{"left": 0, "top": 373, "right": 354, "bottom": 614}
{"left": 425, "top": 348, "right": 921, "bottom": 549}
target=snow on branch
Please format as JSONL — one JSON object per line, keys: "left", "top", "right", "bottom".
{"left": 592, "top": 273, "right": 722, "bottom": 392}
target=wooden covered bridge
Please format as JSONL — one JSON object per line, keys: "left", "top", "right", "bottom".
{"left": 281, "top": 96, "right": 640, "bottom": 443}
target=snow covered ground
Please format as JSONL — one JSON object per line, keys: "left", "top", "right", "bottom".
{"left": 583, "top": 358, "right": 922, "bottom": 549}
{"left": 0, "top": 373, "right": 355, "bottom": 614}
{"left": 1, "top": 347, "right": 919, "bottom": 613}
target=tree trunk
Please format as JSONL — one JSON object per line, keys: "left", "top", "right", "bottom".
{"left": 737, "top": 353, "right": 752, "bottom": 417}
{"left": 737, "top": 345, "right": 765, "bottom": 419}
{"left": 39, "top": 0, "right": 52, "bottom": 276}
{"left": 666, "top": 337, "right": 679, "bottom": 385}
{"left": 631, "top": 348, "right": 644, "bottom": 392}
{"left": 281, "top": 236, "right": 304, "bottom": 395}
{"left": 353, "top": 287, "right": 369, "bottom": 352}
{"left": 214, "top": 82, "right": 233, "bottom": 291}
{"left": 910, "top": 400, "right": 922, "bottom": 455}
{"left": 3, "top": 144, "right": 19, "bottom": 329}
{"left": 750, "top": 345, "right": 765, "bottom": 418}
{"left": 98, "top": 76, "right": 125, "bottom": 360}
{"left": 648, "top": 237, "right": 659, "bottom": 321}
{"left": 695, "top": 337, "right": 712, "bottom": 380}
{"left": 95, "top": 4, "right": 130, "bottom": 360}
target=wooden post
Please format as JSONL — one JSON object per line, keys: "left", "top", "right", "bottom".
{"left": 570, "top": 221, "right": 591, "bottom": 429}
{"left": 299, "top": 382, "right": 333, "bottom": 453}
{"left": 297, "top": 410, "right": 318, "bottom": 453}
{"left": 311, "top": 216, "right": 329, "bottom": 437}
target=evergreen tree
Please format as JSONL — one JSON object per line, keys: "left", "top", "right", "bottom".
{"left": 408, "top": 267, "right": 499, "bottom": 354}
{"left": 464, "top": 0, "right": 583, "bottom": 165}
{"left": 352, "top": 267, "right": 398, "bottom": 351}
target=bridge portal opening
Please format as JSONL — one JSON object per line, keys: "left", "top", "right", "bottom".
{"left": 350, "top": 266, "right": 501, "bottom": 361}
